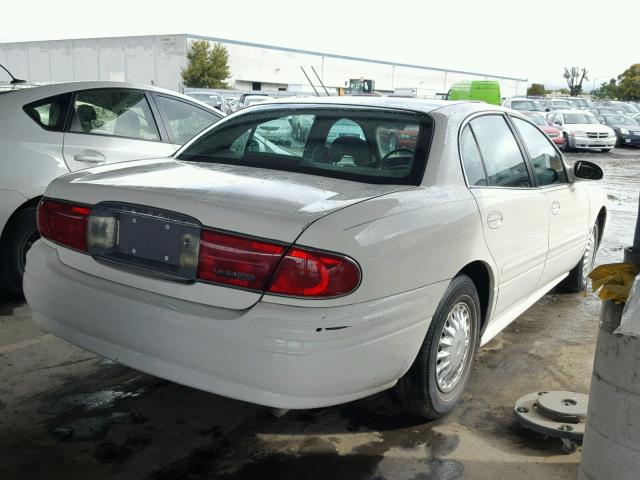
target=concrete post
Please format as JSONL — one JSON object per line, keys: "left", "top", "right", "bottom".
{"left": 580, "top": 196, "right": 640, "bottom": 479}
{"left": 579, "top": 301, "right": 640, "bottom": 479}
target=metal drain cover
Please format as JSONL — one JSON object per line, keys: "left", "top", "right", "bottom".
{"left": 514, "top": 391, "right": 589, "bottom": 453}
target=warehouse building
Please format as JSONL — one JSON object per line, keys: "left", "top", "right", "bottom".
{"left": 0, "top": 33, "right": 526, "bottom": 97}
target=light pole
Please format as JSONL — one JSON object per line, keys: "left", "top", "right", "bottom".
{"left": 591, "top": 76, "right": 607, "bottom": 95}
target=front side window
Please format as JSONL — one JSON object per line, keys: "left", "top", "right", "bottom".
{"left": 178, "top": 108, "right": 430, "bottom": 185}
{"left": 376, "top": 122, "right": 419, "bottom": 157}
{"left": 155, "top": 95, "right": 221, "bottom": 145}
{"left": 23, "top": 93, "right": 71, "bottom": 131}
{"left": 69, "top": 90, "right": 160, "bottom": 141}
{"left": 512, "top": 117, "right": 567, "bottom": 186}
{"left": 325, "top": 119, "right": 366, "bottom": 147}
{"left": 470, "top": 115, "right": 531, "bottom": 188}
{"left": 460, "top": 126, "right": 487, "bottom": 186}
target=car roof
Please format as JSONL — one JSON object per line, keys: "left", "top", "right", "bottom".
{"left": 551, "top": 109, "right": 593, "bottom": 114}
{"left": 0, "top": 80, "right": 223, "bottom": 114}
{"left": 252, "top": 95, "right": 507, "bottom": 115}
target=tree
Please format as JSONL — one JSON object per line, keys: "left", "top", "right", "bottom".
{"left": 526, "top": 83, "right": 546, "bottom": 96}
{"left": 592, "top": 78, "right": 619, "bottom": 100}
{"left": 617, "top": 64, "right": 640, "bottom": 101}
{"left": 181, "top": 40, "right": 231, "bottom": 89}
{"left": 563, "top": 67, "right": 588, "bottom": 96}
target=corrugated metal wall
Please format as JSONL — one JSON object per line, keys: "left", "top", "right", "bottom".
{"left": 0, "top": 34, "right": 525, "bottom": 97}
{"left": 0, "top": 35, "right": 187, "bottom": 91}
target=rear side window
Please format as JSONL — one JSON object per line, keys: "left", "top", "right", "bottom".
{"left": 512, "top": 117, "right": 567, "bottom": 186}
{"left": 460, "top": 126, "right": 487, "bottom": 186}
{"left": 178, "top": 108, "right": 431, "bottom": 185}
{"left": 470, "top": 115, "right": 531, "bottom": 188}
{"left": 69, "top": 89, "right": 160, "bottom": 141}
{"left": 23, "top": 93, "right": 71, "bottom": 131}
{"left": 154, "top": 95, "right": 221, "bottom": 145}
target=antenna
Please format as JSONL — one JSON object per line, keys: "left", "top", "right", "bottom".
{"left": 0, "top": 63, "right": 26, "bottom": 84}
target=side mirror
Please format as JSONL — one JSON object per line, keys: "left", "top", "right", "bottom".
{"left": 574, "top": 160, "right": 603, "bottom": 180}
{"left": 545, "top": 107, "right": 551, "bottom": 112}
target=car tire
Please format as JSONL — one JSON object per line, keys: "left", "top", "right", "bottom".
{"left": 558, "top": 223, "right": 599, "bottom": 293}
{"left": 394, "top": 274, "right": 481, "bottom": 419}
{"left": 563, "top": 134, "right": 571, "bottom": 151}
{"left": 0, "top": 207, "right": 39, "bottom": 295}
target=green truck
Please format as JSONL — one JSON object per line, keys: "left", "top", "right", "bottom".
{"left": 446, "top": 80, "right": 501, "bottom": 105}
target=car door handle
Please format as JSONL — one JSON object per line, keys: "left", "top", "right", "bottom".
{"left": 551, "top": 201, "right": 561, "bottom": 215}
{"left": 74, "top": 152, "right": 106, "bottom": 164}
{"left": 487, "top": 211, "right": 503, "bottom": 229}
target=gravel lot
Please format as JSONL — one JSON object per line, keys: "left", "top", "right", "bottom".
{"left": 1, "top": 147, "right": 638, "bottom": 480}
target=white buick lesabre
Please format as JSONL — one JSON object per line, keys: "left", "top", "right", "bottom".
{"left": 24, "top": 97, "right": 606, "bottom": 419}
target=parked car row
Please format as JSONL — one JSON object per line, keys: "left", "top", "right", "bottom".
{"left": 503, "top": 96, "right": 640, "bottom": 117}
{"left": 1, "top": 81, "right": 225, "bottom": 294}
{"left": 503, "top": 97, "right": 640, "bottom": 152}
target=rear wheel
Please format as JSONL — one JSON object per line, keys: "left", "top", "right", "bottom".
{"left": 558, "top": 223, "right": 598, "bottom": 293}
{"left": 0, "top": 207, "right": 39, "bottom": 295}
{"left": 394, "top": 275, "right": 480, "bottom": 419}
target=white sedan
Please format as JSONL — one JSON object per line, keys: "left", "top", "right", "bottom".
{"left": 0, "top": 81, "right": 224, "bottom": 294}
{"left": 24, "top": 97, "right": 607, "bottom": 419}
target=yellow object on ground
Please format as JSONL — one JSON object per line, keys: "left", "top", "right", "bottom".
{"left": 589, "top": 263, "right": 640, "bottom": 303}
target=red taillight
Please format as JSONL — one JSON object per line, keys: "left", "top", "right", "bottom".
{"left": 197, "top": 229, "right": 285, "bottom": 290}
{"left": 37, "top": 199, "right": 90, "bottom": 251}
{"left": 267, "top": 247, "right": 360, "bottom": 298}
{"left": 196, "top": 230, "right": 360, "bottom": 298}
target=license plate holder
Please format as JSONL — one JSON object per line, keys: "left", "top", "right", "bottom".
{"left": 89, "top": 204, "right": 201, "bottom": 280}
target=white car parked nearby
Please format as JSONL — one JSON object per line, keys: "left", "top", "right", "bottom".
{"left": 547, "top": 110, "right": 616, "bottom": 152}
{"left": 25, "top": 97, "right": 607, "bottom": 419}
{"left": 0, "top": 81, "right": 224, "bottom": 294}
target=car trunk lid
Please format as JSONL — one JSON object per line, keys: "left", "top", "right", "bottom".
{"left": 45, "top": 158, "right": 409, "bottom": 309}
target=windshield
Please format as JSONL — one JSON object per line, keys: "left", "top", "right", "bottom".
{"left": 177, "top": 107, "right": 431, "bottom": 185}
{"left": 524, "top": 113, "right": 547, "bottom": 126}
{"left": 614, "top": 103, "right": 639, "bottom": 113}
{"left": 564, "top": 113, "right": 600, "bottom": 125}
{"left": 511, "top": 100, "right": 542, "bottom": 111}
{"left": 603, "top": 115, "right": 638, "bottom": 126}
{"left": 569, "top": 98, "right": 589, "bottom": 107}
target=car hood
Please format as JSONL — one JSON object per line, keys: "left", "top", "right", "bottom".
{"left": 541, "top": 125, "right": 561, "bottom": 135}
{"left": 608, "top": 123, "right": 640, "bottom": 130}
{"left": 46, "top": 158, "right": 411, "bottom": 242}
{"left": 564, "top": 123, "right": 612, "bottom": 132}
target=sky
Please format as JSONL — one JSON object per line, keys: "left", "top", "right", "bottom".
{"left": 1, "top": 0, "right": 638, "bottom": 90}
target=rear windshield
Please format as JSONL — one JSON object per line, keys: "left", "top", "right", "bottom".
{"left": 177, "top": 106, "right": 432, "bottom": 185}
{"left": 511, "top": 100, "right": 542, "bottom": 111}
{"left": 603, "top": 115, "right": 637, "bottom": 125}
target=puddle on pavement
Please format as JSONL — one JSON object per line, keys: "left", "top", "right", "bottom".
{"left": 94, "top": 437, "right": 153, "bottom": 464}
{"left": 49, "top": 410, "right": 147, "bottom": 441}
{"left": 152, "top": 394, "right": 462, "bottom": 480}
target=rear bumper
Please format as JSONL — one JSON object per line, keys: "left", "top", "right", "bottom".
{"left": 25, "top": 241, "right": 444, "bottom": 409}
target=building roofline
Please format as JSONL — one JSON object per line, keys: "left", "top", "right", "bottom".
{"left": 188, "top": 33, "right": 527, "bottom": 82}
{"left": 0, "top": 33, "right": 528, "bottom": 83}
